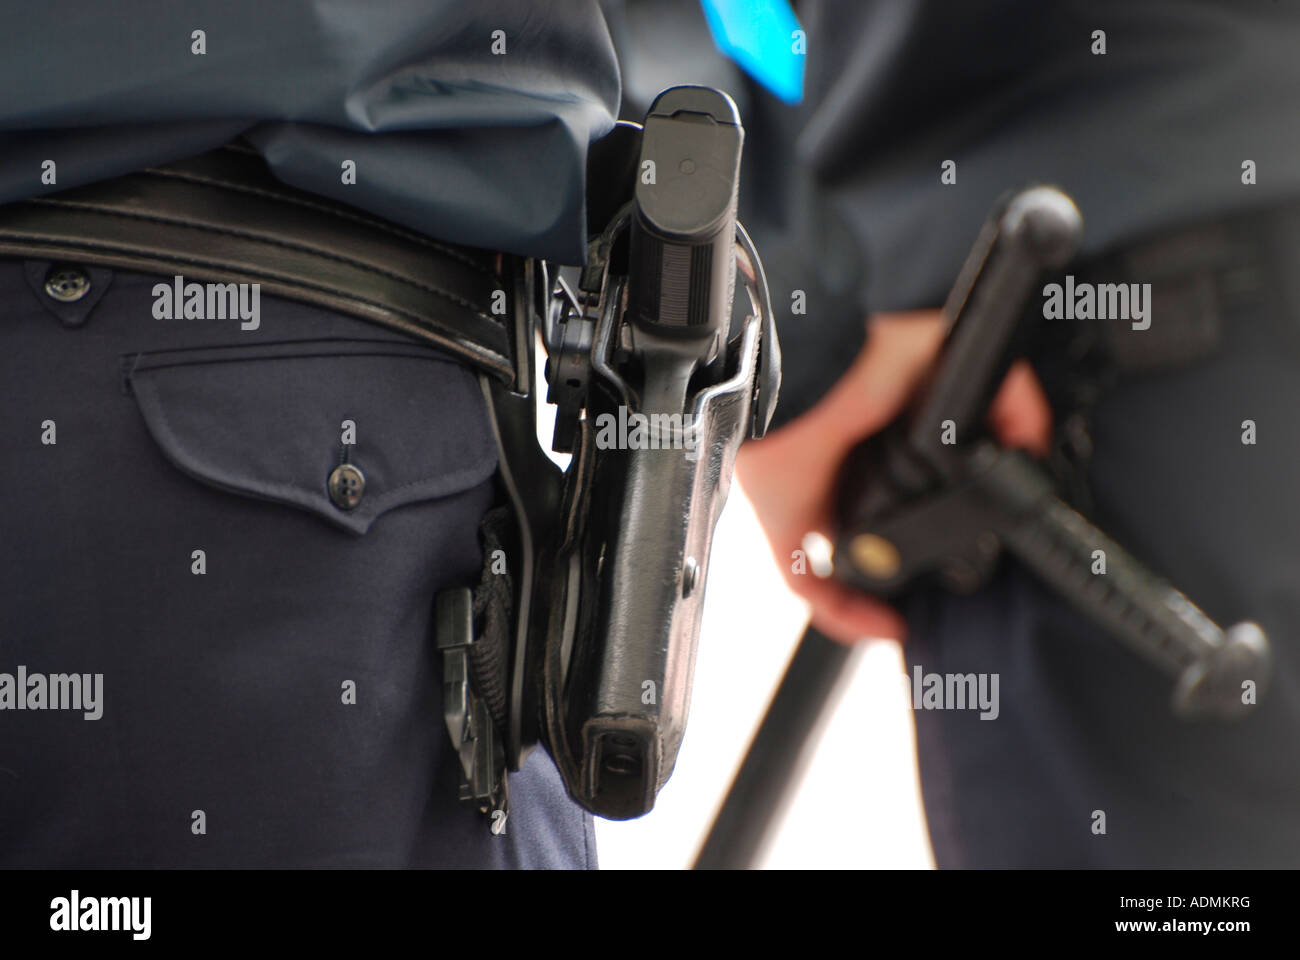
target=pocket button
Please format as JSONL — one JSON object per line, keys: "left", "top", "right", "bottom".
{"left": 43, "top": 264, "right": 92, "bottom": 303}
{"left": 327, "top": 463, "right": 366, "bottom": 511}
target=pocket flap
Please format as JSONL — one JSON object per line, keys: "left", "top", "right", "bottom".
{"left": 126, "top": 340, "right": 498, "bottom": 534}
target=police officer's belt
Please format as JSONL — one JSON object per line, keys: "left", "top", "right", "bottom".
{"left": 0, "top": 142, "right": 518, "bottom": 383}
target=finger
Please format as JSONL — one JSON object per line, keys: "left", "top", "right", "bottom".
{"left": 988, "top": 359, "right": 1053, "bottom": 456}
{"left": 737, "top": 310, "right": 949, "bottom": 496}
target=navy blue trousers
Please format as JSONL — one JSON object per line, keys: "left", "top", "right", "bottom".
{"left": 0, "top": 259, "right": 595, "bottom": 868}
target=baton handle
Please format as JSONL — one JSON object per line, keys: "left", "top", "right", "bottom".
{"left": 693, "top": 626, "right": 856, "bottom": 869}
{"left": 975, "top": 446, "right": 1272, "bottom": 719}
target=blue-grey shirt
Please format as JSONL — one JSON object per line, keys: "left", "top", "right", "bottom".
{"left": 0, "top": 0, "right": 620, "bottom": 265}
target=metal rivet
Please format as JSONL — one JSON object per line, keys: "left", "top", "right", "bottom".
{"left": 682, "top": 556, "right": 699, "bottom": 597}
{"left": 44, "top": 264, "right": 91, "bottom": 303}
{"left": 849, "top": 533, "right": 901, "bottom": 580}
{"left": 328, "top": 463, "right": 366, "bottom": 510}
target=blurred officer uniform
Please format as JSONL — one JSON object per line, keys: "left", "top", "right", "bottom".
{"left": 619, "top": 0, "right": 1300, "bottom": 866}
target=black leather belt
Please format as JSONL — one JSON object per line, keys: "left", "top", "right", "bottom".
{"left": 0, "top": 142, "right": 519, "bottom": 383}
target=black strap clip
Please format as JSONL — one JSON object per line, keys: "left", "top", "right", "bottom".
{"left": 435, "top": 587, "right": 509, "bottom": 833}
